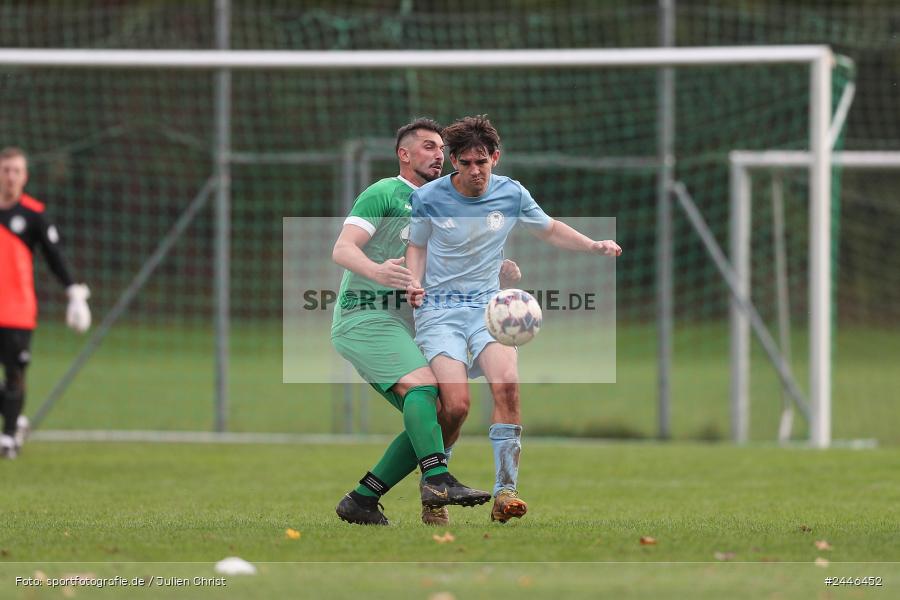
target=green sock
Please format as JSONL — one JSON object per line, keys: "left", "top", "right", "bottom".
{"left": 402, "top": 385, "right": 448, "bottom": 478}
{"left": 354, "top": 432, "right": 418, "bottom": 498}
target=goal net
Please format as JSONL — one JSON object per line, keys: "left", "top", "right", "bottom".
{"left": 0, "top": 46, "right": 854, "bottom": 444}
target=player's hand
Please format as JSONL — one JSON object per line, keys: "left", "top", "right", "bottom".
{"left": 373, "top": 257, "right": 413, "bottom": 289}
{"left": 499, "top": 259, "right": 522, "bottom": 288}
{"left": 406, "top": 279, "right": 425, "bottom": 308}
{"left": 65, "top": 283, "right": 92, "bottom": 333}
{"left": 591, "top": 240, "right": 622, "bottom": 257}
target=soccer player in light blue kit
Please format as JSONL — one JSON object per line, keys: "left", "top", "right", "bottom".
{"left": 406, "top": 115, "right": 621, "bottom": 522}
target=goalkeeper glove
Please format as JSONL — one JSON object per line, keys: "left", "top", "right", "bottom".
{"left": 66, "top": 284, "right": 92, "bottom": 333}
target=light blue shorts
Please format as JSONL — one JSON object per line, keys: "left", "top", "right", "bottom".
{"left": 414, "top": 307, "right": 495, "bottom": 378}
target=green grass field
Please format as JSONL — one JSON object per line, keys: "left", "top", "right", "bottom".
{"left": 5, "top": 321, "right": 897, "bottom": 597}
{"left": 25, "top": 322, "right": 900, "bottom": 445}
{"left": 2, "top": 440, "right": 898, "bottom": 598}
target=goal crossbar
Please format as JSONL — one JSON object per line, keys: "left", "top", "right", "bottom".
{"left": 0, "top": 46, "right": 832, "bottom": 69}
{"left": 731, "top": 150, "right": 900, "bottom": 169}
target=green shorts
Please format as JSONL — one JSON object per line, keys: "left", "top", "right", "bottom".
{"left": 331, "top": 313, "right": 429, "bottom": 410}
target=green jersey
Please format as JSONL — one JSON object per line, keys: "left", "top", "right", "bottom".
{"left": 331, "top": 176, "right": 417, "bottom": 332}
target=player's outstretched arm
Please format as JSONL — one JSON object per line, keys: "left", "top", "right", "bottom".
{"left": 332, "top": 224, "right": 413, "bottom": 289}
{"left": 35, "top": 212, "right": 92, "bottom": 332}
{"left": 405, "top": 242, "right": 427, "bottom": 283}
{"left": 499, "top": 259, "right": 522, "bottom": 288}
{"left": 405, "top": 243, "right": 427, "bottom": 307}
{"left": 532, "top": 219, "right": 622, "bottom": 256}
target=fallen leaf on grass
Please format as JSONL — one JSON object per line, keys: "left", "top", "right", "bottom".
{"left": 33, "top": 571, "right": 47, "bottom": 583}
{"left": 639, "top": 536, "right": 657, "bottom": 545}
{"left": 62, "top": 587, "right": 75, "bottom": 599}
{"left": 432, "top": 531, "right": 455, "bottom": 544}
{"left": 482, "top": 533, "right": 490, "bottom": 539}
{"left": 428, "top": 593, "right": 456, "bottom": 600}
{"left": 815, "top": 557, "right": 830, "bottom": 567}
{"left": 814, "top": 540, "right": 832, "bottom": 551}
{"left": 798, "top": 524, "right": 812, "bottom": 533}
{"left": 518, "top": 575, "right": 534, "bottom": 588}
{"left": 285, "top": 528, "right": 301, "bottom": 540}
{"left": 714, "top": 552, "right": 736, "bottom": 561}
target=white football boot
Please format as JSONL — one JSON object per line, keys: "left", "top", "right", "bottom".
{"left": 0, "top": 434, "right": 17, "bottom": 459}
{"left": 14, "top": 415, "right": 30, "bottom": 449}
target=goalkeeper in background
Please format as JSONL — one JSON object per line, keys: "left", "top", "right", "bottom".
{"left": 0, "top": 147, "right": 91, "bottom": 459}
{"left": 331, "top": 118, "right": 498, "bottom": 526}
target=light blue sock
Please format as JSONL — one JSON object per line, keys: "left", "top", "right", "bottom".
{"left": 488, "top": 423, "right": 522, "bottom": 497}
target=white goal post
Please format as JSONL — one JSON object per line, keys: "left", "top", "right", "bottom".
{"left": 0, "top": 45, "right": 835, "bottom": 445}
{"left": 730, "top": 150, "right": 900, "bottom": 448}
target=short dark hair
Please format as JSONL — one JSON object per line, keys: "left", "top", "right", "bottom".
{"left": 395, "top": 118, "right": 443, "bottom": 154}
{"left": 441, "top": 115, "right": 500, "bottom": 158}
{"left": 0, "top": 146, "right": 27, "bottom": 164}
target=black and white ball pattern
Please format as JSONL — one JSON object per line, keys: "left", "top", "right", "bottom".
{"left": 485, "top": 289, "right": 543, "bottom": 346}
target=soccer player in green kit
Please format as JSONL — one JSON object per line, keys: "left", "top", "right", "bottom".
{"left": 332, "top": 119, "right": 503, "bottom": 525}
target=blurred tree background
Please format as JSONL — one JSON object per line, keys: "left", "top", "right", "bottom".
{"left": 1, "top": 0, "right": 895, "bottom": 324}
{"left": 0, "top": 1, "right": 895, "bottom": 440}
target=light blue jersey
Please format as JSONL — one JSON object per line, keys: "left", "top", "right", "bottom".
{"left": 409, "top": 173, "right": 552, "bottom": 310}
{"left": 409, "top": 172, "right": 552, "bottom": 376}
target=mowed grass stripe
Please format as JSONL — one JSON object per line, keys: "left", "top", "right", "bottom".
{"left": 2, "top": 441, "right": 897, "bottom": 564}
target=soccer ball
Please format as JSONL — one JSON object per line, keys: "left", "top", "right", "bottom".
{"left": 484, "top": 289, "right": 543, "bottom": 346}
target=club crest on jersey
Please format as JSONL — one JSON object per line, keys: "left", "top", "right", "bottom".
{"left": 486, "top": 211, "right": 504, "bottom": 231}
{"left": 400, "top": 224, "right": 410, "bottom": 243}
{"left": 10, "top": 215, "right": 26, "bottom": 234}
